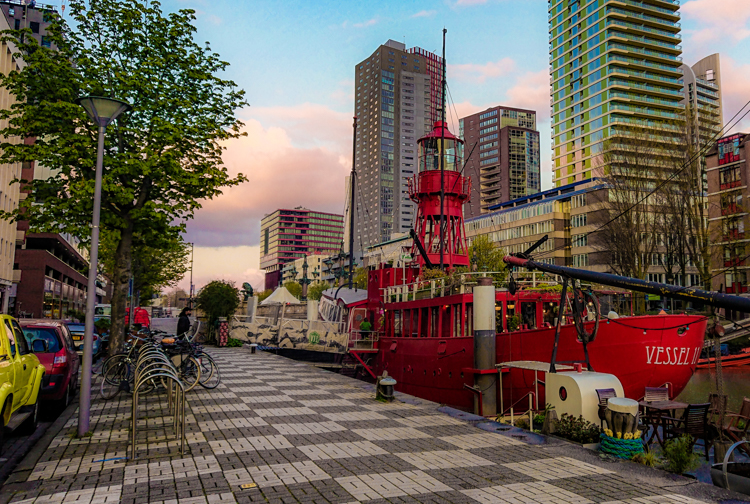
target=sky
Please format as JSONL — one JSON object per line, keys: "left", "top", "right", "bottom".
{"left": 156, "top": 0, "right": 750, "bottom": 293}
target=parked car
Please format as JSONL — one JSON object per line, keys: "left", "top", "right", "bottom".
{"left": 19, "top": 320, "right": 80, "bottom": 410}
{"left": 65, "top": 322, "right": 101, "bottom": 358}
{"left": 0, "top": 315, "right": 46, "bottom": 448}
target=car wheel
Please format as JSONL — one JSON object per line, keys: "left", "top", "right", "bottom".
{"left": 19, "top": 388, "right": 40, "bottom": 435}
{"left": 56, "top": 382, "right": 71, "bottom": 413}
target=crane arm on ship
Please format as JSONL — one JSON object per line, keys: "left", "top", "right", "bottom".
{"left": 504, "top": 255, "right": 750, "bottom": 314}
{"left": 410, "top": 229, "right": 434, "bottom": 269}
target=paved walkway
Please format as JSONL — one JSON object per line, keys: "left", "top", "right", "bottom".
{"left": 0, "top": 348, "right": 744, "bottom": 504}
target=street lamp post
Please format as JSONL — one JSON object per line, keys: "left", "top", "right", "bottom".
{"left": 76, "top": 96, "right": 131, "bottom": 437}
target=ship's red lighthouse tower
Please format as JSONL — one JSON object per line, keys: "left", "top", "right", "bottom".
{"left": 408, "top": 121, "right": 471, "bottom": 269}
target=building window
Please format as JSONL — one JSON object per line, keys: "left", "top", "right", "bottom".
{"left": 573, "top": 254, "right": 588, "bottom": 267}
{"left": 30, "top": 22, "right": 39, "bottom": 34}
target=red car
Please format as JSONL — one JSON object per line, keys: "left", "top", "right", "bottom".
{"left": 19, "top": 320, "right": 80, "bottom": 409}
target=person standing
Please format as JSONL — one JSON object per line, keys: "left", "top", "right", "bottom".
{"left": 359, "top": 316, "right": 372, "bottom": 340}
{"left": 177, "top": 307, "right": 192, "bottom": 336}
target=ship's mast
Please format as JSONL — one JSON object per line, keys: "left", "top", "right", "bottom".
{"left": 439, "top": 29, "right": 447, "bottom": 271}
{"left": 348, "top": 116, "right": 357, "bottom": 288}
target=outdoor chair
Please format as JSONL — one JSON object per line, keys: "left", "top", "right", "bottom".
{"left": 644, "top": 386, "right": 669, "bottom": 402}
{"left": 724, "top": 396, "right": 750, "bottom": 446}
{"left": 596, "top": 388, "right": 617, "bottom": 429}
{"left": 663, "top": 402, "right": 713, "bottom": 460}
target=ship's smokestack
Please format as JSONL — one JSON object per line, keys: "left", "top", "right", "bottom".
{"left": 473, "top": 277, "right": 497, "bottom": 416}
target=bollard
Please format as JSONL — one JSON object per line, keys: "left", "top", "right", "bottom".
{"left": 249, "top": 343, "right": 257, "bottom": 354}
{"left": 217, "top": 317, "right": 229, "bottom": 347}
{"left": 473, "top": 277, "right": 497, "bottom": 416}
{"left": 376, "top": 372, "right": 397, "bottom": 402}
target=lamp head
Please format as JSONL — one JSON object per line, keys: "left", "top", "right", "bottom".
{"left": 76, "top": 96, "right": 132, "bottom": 127}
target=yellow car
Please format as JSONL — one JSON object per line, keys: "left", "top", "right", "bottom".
{"left": 0, "top": 315, "right": 46, "bottom": 448}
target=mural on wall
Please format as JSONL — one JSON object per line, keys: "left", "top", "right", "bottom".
{"left": 229, "top": 320, "right": 349, "bottom": 354}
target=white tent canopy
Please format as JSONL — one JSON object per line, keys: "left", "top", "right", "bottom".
{"left": 260, "top": 286, "right": 301, "bottom": 305}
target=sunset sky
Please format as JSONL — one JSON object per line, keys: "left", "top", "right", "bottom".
{"left": 161, "top": 0, "right": 750, "bottom": 293}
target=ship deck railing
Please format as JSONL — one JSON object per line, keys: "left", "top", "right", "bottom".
{"left": 382, "top": 271, "right": 563, "bottom": 304}
{"left": 348, "top": 329, "right": 378, "bottom": 351}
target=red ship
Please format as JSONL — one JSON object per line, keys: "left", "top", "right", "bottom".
{"left": 340, "top": 118, "right": 707, "bottom": 413}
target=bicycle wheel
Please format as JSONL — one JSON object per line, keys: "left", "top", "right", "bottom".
{"left": 198, "top": 353, "right": 221, "bottom": 389}
{"left": 100, "top": 360, "right": 130, "bottom": 399}
{"left": 101, "top": 353, "right": 127, "bottom": 379}
{"left": 179, "top": 356, "right": 201, "bottom": 392}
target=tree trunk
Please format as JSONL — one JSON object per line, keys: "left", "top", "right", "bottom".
{"left": 109, "top": 223, "right": 134, "bottom": 355}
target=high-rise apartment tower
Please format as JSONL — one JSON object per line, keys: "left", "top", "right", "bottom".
{"left": 260, "top": 208, "right": 344, "bottom": 291}
{"left": 549, "top": 0, "right": 683, "bottom": 186}
{"left": 352, "top": 40, "right": 443, "bottom": 251}
{"left": 681, "top": 54, "right": 723, "bottom": 149}
{"left": 460, "top": 106, "right": 540, "bottom": 217}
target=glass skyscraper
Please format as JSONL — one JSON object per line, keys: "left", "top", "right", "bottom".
{"left": 549, "top": 0, "right": 683, "bottom": 186}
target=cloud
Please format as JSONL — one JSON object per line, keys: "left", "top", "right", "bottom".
{"left": 185, "top": 104, "right": 351, "bottom": 248}
{"left": 505, "top": 69, "right": 551, "bottom": 118}
{"left": 411, "top": 10, "right": 436, "bottom": 18}
{"left": 330, "top": 79, "right": 354, "bottom": 106}
{"left": 175, "top": 245, "right": 266, "bottom": 293}
{"left": 721, "top": 56, "right": 750, "bottom": 134}
{"left": 353, "top": 18, "right": 378, "bottom": 28}
{"left": 448, "top": 57, "right": 516, "bottom": 84}
{"left": 682, "top": 0, "right": 750, "bottom": 46}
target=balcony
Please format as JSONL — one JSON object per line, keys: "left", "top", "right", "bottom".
{"left": 607, "top": 0, "right": 680, "bottom": 18}
{"left": 607, "top": 55, "right": 682, "bottom": 75}
{"left": 607, "top": 30, "right": 681, "bottom": 53}
{"left": 607, "top": 42, "right": 682, "bottom": 62}
{"left": 723, "top": 230, "right": 745, "bottom": 242}
{"left": 608, "top": 65, "right": 683, "bottom": 86}
{"left": 607, "top": 19, "right": 682, "bottom": 41}
{"left": 606, "top": 6, "right": 681, "bottom": 31}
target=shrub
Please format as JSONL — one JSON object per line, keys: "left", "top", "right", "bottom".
{"left": 196, "top": 280, "right": 240, "bottom": 341}
{"left": 226, "top": 338, "right": 243, "bottom": 348}
{"left": 632, "top": 451, "right": 658, "bottom": 467}
{"left": 662, "top": 435, "right": 699, "bottom": 474}
{"left": 554, "top": 414, "right": 601, "bottom": 444}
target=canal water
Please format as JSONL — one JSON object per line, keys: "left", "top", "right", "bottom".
{"left": 676, "top": 368, "right": 750, "bottom": 412}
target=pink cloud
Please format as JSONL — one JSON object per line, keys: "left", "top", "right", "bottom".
{"left": 682, "top": 0, "right": 750, "bottom": 45}
{"left": 448, "top": 57, "right": 516, "bottom": 83}
{"left": 721, "top": 56, "right": 750, "bottom": 134}
{"left": 186, "top": 104, "right": 352, "bottom": 247}
{"left": 505, "top": 69, "right": 551, "bottom": 119}
{"left": 175, "top": 246, "right": 266, "bottom": 293}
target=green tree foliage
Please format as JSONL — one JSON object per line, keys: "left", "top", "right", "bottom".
{"left": 99, "top": 229, "right": 190, "bottom": 302}
{"left": 256, "top": 289, "right": 273, "bottom": 303}
{"left": 469, "top": 235, "right": 507, "bottom": 283}
{"left": 0, "top": 1, "right": 247, "bottom": 353}
{"left": 284, "top": 281, "right": 302, "bottom": 299}
{"left": 306, "top": 281, "right": 328, "bottom": 301}
{"left": 354, "top": 267, "right": 368, "bottom": 289}
{"left": 196, "top": 280, "right": 240, "bottom": 339}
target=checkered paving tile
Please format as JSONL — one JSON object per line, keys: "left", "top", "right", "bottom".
{"left": 8, "top": 348, "right": 714, "bottom": 504}
{"left": 503, "top": 456, "right": 613, "bottom": 481}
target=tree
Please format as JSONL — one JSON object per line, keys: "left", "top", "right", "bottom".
{"left": 0, "top": 1, "right": 247, "bottom": 353}
{"left": 284, "top": 281, "right": 302, "bottom": 299}
{"left": 99, "top": 229, "right": 190, "bottom": 303}
{"left": 196, "top": 280, "right": 240, "bottom": 339}
{"left": 593, "top": 130, "right": 665, "bottom": 282}
{"left": 354, "top": 267, "right": 368, "bottom": 289}
{"left": 468, "top": 235, "right": 507, "bottom": 283}
{"left": 306, "top": 281, "right": 328, "bottom": 301}
{"left": 256, "top": 289, "right": 273, "bottom": 303}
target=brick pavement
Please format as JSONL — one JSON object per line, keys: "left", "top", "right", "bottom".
{"left": 0, "top": 348, "right": 729, "bottom": 503}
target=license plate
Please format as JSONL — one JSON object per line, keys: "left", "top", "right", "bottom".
{"left": 72, "top": 335, "right": 83, "bottom": 341}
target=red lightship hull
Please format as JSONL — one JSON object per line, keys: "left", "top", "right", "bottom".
{"left": 371, "top": 314, "right": 706, "bottom": 411}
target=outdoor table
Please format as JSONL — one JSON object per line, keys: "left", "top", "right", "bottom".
{"left": 639, "top": 400, "right": 689, "bottom": 448}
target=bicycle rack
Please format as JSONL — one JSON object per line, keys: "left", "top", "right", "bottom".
{"left": 130, "top": 344, "right": 187, "bottom": 459}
